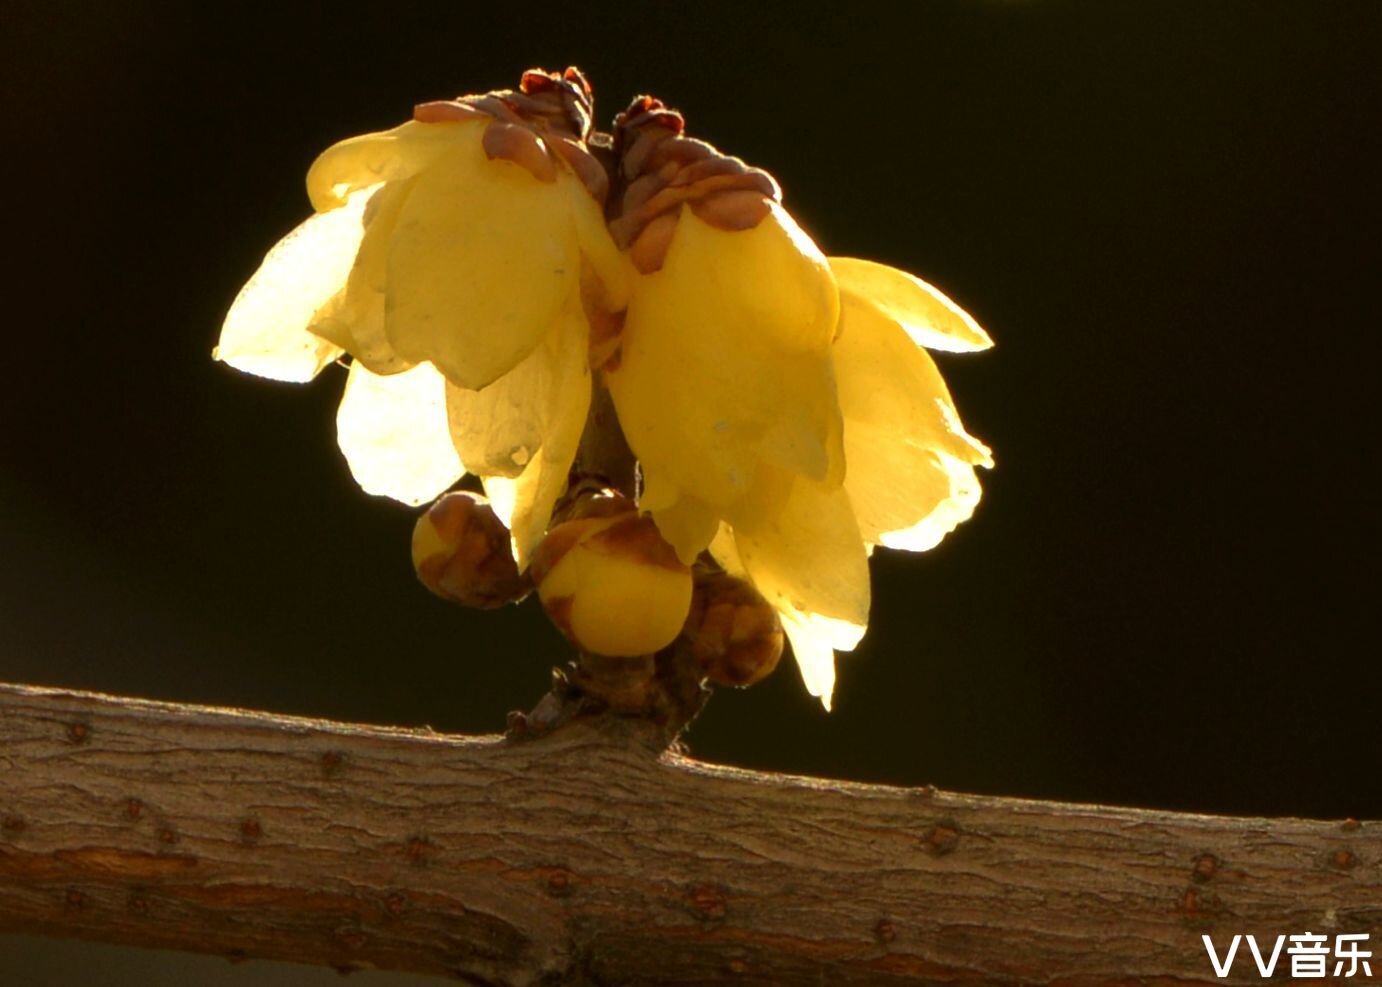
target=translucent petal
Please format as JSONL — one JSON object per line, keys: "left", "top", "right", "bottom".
{"left": 452, "top": 299, "right": 591, "bottom": 569}
{"left": 565, "top": 172, "right": 634, "bottom": 312}
{"left": 639, "top": 471, "right": 718, "bottom": 564}
{"left": 834, "top": 291, "right": 992, "bottom": 548}
{"left": 481, "top": 475, "right": 518, "bottom": 531}
{"left": 307, "top": 119, "right": 476, "bottom": 212}
{"left": 608, "top": 205, "right": 843, "bottom": 511}
{"left": 781, "top": 612, "right": 837, "bottom": 711}
{"left": 445, "top": 358, "right": 548, "bottom": 480}
{"left": 729, "top": 469, "right": 870, "bottom": 649}
{"left": 442, "top": 281, "right": 589, "bottom": 479}
{"left": 311, "top": 179, "right": 416, "bottom": 375}
{"left": 835, "top": 294, "right": 990, "bottom": 462}
{"left": 847, "top": 432, "right": 985, "bottom": 552}
{"left": 214, "top": 189, "right": 376, "bottom": 382}
{"left": 639, "top": 469, "right": 680, "bottom": 514}
{"left": 335, "top": 360, "right": 463, "bottom": 506}
{"left": 709, "top": 513, "right": 853, "bottom": 710}
{"left": 708, "top": 523, "right": 745, "bottom": 576}
{"left": 650, "top": 494, "right": 721, "bottom": 565}
{"left": 875, "top": 452, "right": 983, "bottom": 552}
{"left": 830, "top": 257, "right": 993, "bottom": 353}
{"left": 385, "top": 139, "right": 582, "bottom": 390}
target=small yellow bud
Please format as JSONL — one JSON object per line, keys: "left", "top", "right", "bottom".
{"left": 684, "top": 570, "right": 784, "bottom": 687}
{"left": 533, "top": 501, "right": 692, "bottom": 657}
{"left": 412, "top": 491, "right": 530, "bottom": 608}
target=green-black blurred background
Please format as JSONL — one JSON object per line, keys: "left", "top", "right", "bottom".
{"left": 2, "top": 1, "right": 1377, "bottom": 982}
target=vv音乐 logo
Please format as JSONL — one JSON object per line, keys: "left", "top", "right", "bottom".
{"left": 1203, "top": 932, "right": 1373, "bottom": 979}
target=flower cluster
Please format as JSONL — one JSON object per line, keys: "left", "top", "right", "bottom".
{"left": 215, "top": 68, "right": 992, "bottom": 708}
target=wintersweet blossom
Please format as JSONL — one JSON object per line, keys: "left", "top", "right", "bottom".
{"left": 599, "top": 96, "right": 992, "bottom": 706}
{"left": 216, "top": 69, "right": 629, "bottom": 568}
{"left": 214, "top": 69, "right": 991, "bottom": 708}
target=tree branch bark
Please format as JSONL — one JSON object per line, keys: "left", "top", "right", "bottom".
{"left": 0, "top": 681, "right": 1377, "bottom": 985}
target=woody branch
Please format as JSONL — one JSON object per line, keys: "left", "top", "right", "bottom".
{"left": 1, "top": 680, "right": 1378, "bottom": 985}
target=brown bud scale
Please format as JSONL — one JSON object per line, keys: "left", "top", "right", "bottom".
{"left": 581, "top": 264, "right": 625, "bottom": 369}
{"left": 610, "top": 95, "right": 782, "bottom": 273}
{"left": 530, "top": 488, "right": 634, "bottom": 585}
{"left": 685, "top": 570, "right": 784, "bottom": 688}
{"left": 413, "top": 492, "right": 530, "bottom": 609}
{"left": 582, "top": 515, "right": 687, "bottom": 573}
{"left": 482, "top": 123, "right": 559, "bottom": 183}
{"left": 413, "top": 67, "right": 608, "bottom": 204}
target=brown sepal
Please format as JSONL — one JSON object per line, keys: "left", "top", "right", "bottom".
{"left": 412, "top": 66, "right": 607, "bottom": 202}
{"left": 582, "top": 514, "right": 688, "bottom": 573}
{"left": 414, "top": 492, "right": 531, "bottom": 609}
{"left": 609, "top": 94, "right": 782, "bottom": 272}
{"left": 529, "top": 490, "right": 636, "bottom": 588}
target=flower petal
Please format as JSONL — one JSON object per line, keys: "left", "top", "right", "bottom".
{"left": 445, "top": 358, "right": 549, "bottom": 480}
{"left": 385, "top": 136, "right": 583, "bottom": 390}
{"left": 481, "top": 475, "right": 518, "bottom": 531}
{"left": 307, "top": 120, "right": 474, "bottom": 212}
{"left": 780, "top": 612, "right": 837, "bottom": 711}
{"left": 450, "top": 297, "right": 591, "bottom": 569}
{"left": 834, "top": 290, "right": 992, "bottom": 549}
{"left": 506, "top": 314, "right": 591, "bottom": 570}
{"left": 335, "top": 360, "right": 463, "bottom": 506}
{"left": 310, "top": 179, "right": 416, "bottom": 375}
{"left": 650, "top": 495, "right": 721, "bottom": 566}
{"left": 873, "top": 452, "right": 984, "bottom": 553}
{"left": 214, "top": 189, "right": 375, "bottom": 382}
{"left": 608, "top": 204, "right": 843, "bottom": 512}
{"left": 566, "top": 173, "right": 634, "bottom": 313}
{"left": 830, "top": 257, "right": 992, "bottom": 353}
{"left": 708, "top": 495, "right": 862, "bottom": 712}
{"left": 729, "top": 469, "right": 870, "bottom": 652}
{"left": 708, "top": 522, "right": 744, "bottom": 575}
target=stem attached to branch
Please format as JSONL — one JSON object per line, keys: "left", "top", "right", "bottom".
{"left": 523, "top": 372, "right": 711, "bottom": 742}
{"left": 2, "top": 681, "right": 1378, "bottom": 985}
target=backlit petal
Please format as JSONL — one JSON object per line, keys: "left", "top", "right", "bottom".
{"left": 608, "top": 205, "right": 843, "bottom": 512}
{"left": 505, "top": 307, "right": 591, "bottom": 570}
{"left": 709, "top": 515, "right": 852, "bottom": 709}
{"left": 566, "top": 173, "right": 634, "bottom": 312}
{"left": 650, "top": 494, "right": 721, "bottom": 565}
{"left": 307, "top": 119, "right": 475, "bottom": 212}
{"left": 481, "top": 475, "right": 518, "bottom": 531}
{"left": 385, "top": 137, "right": 581, "bottom": 390}
{"left": 830, "top": 256, "right": 992, "bottom": 353}
{"left": 449, "top": 297, "right": 591, "bottom": 569}
{"left": 781, "top": 613, "right": 838, "bottom": 711}
{"left": 310, "top": 179, "right": 415, "bottom": 375}
{"left": 214, "top": 188, "right": 375, "bottom": 381}
{"left": 445, "top": 358, "right": 548, "bottom": 480}
{"left": 834, "top": 291, "right": 992, "bottom": 548}
{"left": 874, "top": 453, "right": 983, "bottom": 552}
{"left": 707, "top": 522, "right": 745, "bottom": 576}
{"left": 729, "top": 469, "right": 869, "bottom": 651}
{"left": 335, "top": 360, "right": 463, "bottom": 505}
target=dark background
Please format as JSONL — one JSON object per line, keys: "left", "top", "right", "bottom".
{"left": 2, "top": 1, "right": 1378, "bottom": 982}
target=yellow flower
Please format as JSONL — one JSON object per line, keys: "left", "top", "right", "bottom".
{"left": 215, "top": 73, "right": 992, "bottom": 706}
{"left": 215, "top": 69, "right": 631, "bottom": 567}
{"left": 601, "top": 96, "right": 993, "bottom": 707}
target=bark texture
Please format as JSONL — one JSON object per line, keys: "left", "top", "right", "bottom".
{"left": 0, "top": 681, "right": 1378, "bottom": 985}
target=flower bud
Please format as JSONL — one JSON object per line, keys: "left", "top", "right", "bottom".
{"left": 412, "top": 491, "right": 530, "bottom": 608}
{"left": 533, "top": 501, "right": 692, "bottom": 657}
{"left": 685, "top": 570, "right": 784, "bottom": 687}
